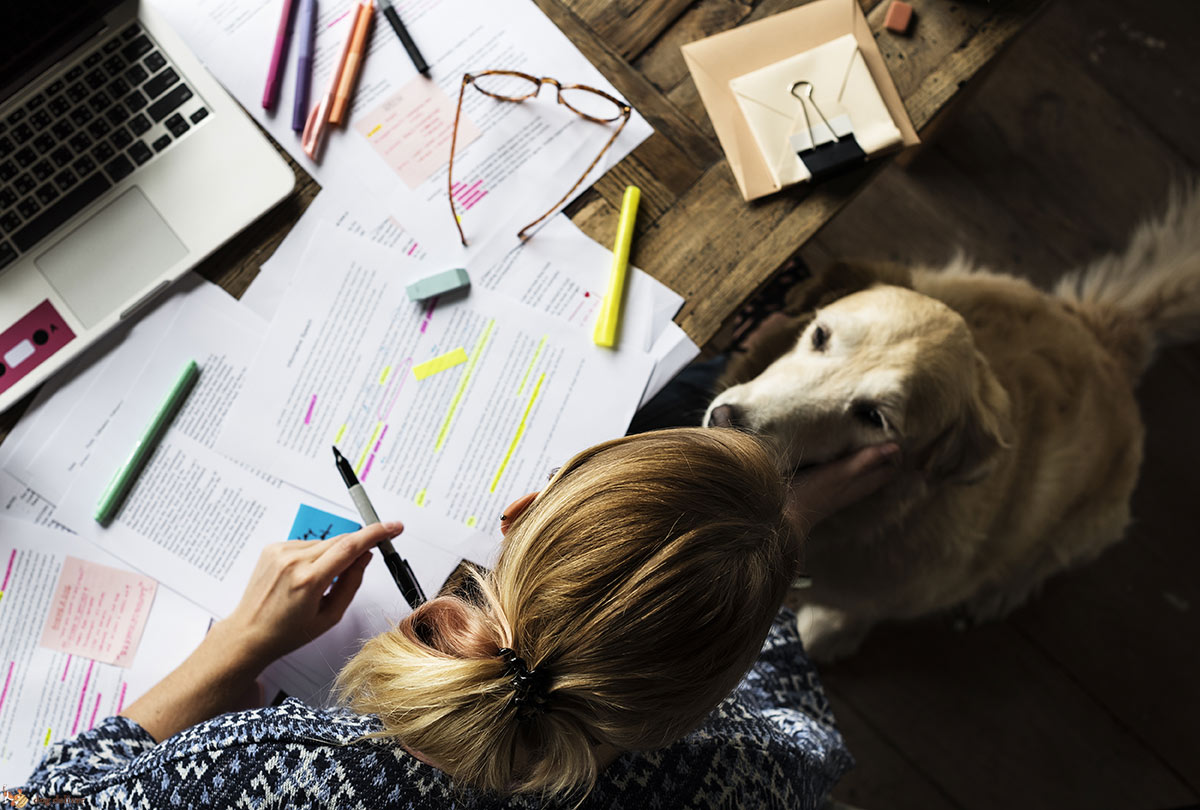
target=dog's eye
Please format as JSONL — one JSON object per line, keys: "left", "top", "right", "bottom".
{"left": 854, "top": 404, "right": 886, "bottom": 429}
{"left": 811, "top": 325, "right": 829, "bottom": 351}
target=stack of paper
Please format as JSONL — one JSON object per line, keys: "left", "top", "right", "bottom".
{"left": 0, "top": 0, "right": 701, "bottom": 781}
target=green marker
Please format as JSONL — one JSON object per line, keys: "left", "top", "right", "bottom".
{"left": 94, "top": 360, "right": 201, "bottom": 525}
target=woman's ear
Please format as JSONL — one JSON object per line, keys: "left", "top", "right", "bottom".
{"left": 500, "top": 492, "right": 539, "bottom": 536}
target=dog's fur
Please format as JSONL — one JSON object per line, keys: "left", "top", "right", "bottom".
{"left": 705, "top": 187, "right": 1200, "bottom": 660}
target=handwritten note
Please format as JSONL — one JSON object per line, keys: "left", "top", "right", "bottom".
{"left": 39, "top": 557, "right": 157, "bottom": 668}
{"left": 354, "top": 76, "right": 482, "bottom": 190}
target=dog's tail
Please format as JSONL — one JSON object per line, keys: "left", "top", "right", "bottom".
{"left": 1054, "top": 182, "right": 1200, "bottom": 378}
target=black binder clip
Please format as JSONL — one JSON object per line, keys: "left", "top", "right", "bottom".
{"left": 788, "top": 80, "right": 865, "bottom": 183}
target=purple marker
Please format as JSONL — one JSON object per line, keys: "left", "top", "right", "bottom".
{"left": 263, "top": 0, "right": 298, "bottom": 110}
{"left": 292, "top": 0, "right": 317, "bottom": 131}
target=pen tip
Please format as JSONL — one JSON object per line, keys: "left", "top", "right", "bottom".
{"left": 332, "top": 445, "right": 344, "bottom": 462}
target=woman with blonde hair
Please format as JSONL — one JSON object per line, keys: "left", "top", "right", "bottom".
{"left": 21, "top": 427, "right": 898, "bottom": 808}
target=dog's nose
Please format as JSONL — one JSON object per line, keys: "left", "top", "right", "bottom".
{"left": 708, "top": 404, "right": 742, "bottom": 429}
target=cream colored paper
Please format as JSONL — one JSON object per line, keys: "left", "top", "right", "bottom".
{"left": 681, "top": 0, "right": 919, "bottom": 201}
{"left": 730, "top": 35, "right": 903, "bottom": 188}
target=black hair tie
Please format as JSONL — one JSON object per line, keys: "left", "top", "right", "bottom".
{"left": 497, "top": 648, "right": 550, "bottom": 712}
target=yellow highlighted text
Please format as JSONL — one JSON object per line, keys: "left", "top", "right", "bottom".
{"left": 435, "top": 321, "right": 494, "bottom": 451}
{"left": 413, "top": 348, "right": 468, "bottom": 381}
{"left": 356, "top": 422, "right": 383, "bottom": 474}
{"left": 518, "top": 336, "right": 547, "bottom": 395}
{"left": 490, "top": 372, "right": 545, "bottom": 492}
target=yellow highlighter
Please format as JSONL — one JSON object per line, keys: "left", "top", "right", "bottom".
{"left": 593, "top": 185, "right": 641, "bottom": 348}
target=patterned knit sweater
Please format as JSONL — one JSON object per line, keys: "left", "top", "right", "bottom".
{"left": 19, "top": 609, "right": 852, "bottom": 809}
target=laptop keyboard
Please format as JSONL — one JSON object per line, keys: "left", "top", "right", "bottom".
{"left": 0, "top": 23, "right": 210, "bottom": 271}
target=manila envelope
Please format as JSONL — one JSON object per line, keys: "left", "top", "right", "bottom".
{"left": 730, "top": 35, "right": 904, "bottom": 188}
{"left": 682, "top": 0, "right": 919, "bottom": 201}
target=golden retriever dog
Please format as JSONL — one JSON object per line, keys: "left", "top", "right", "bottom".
{"left": 705, "top": 189, "right": 1200, "bottom": 660}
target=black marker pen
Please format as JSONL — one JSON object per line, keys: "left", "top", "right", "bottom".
{"left": 332, "top": 445, "right": 426, "bottom": 609}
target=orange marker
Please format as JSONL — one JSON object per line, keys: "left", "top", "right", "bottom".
{"left": 330, "top": 0, "right": 374, "bottom": 125}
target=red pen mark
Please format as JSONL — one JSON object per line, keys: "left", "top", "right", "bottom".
{"left": 361, "top": 454, "right": 375, "bottom": 481}
{"left": 88, "top": 692, "right": 102, "bottom": 730}
{"left": 71, "top": 661, "right": 94, "bottom": 735}
{"left": 462, "top": 190, "right": 488, "bottom": 211}
{"left": 326, "top": 9, "right": 351, "bottom": 27}
{"left": 1, "top": 549, "right": 15, "bottom": 591}
{"left": 116, "top": 682, "right": 128, "bottom": 715}
{"left": 62, "top": 654, "right": 72, "bottom": 681}
{"left": 419, "top": 296, "right": 437, "bottom": 333}
{"left": 407, "top": 243, "right": 417, "bottom": 256}
{"left": 453, "top": 180, "right": 488, "bottom": 211}
{"left": 304, "top": 394, "right": 317, "bottom": 425}
{"left": 0, "top": 661, "right": 13, "bottom": 714}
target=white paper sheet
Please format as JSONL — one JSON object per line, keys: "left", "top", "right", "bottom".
{"left": 0, "top": 518, "right": 211, "bottom": 784}
{"left": 241, "top": 189, "right": 428, "bottom": 322}
{"left": 642, "top": 321, "right": 701, "bottom": 409}
{"left": 242, "top": 191, "right": 696, "bottom": 406}
{"left": 7, "top": 283, "right": 253, "bottom": 505}
{"left": 150, "top": 0, "right": 652, "bottom": 255}
{"left": 0, "top": 472, "right": 70, "bottom": 533}
{"left": 245, "top": 189, "right": 683, "bottom": 344}
{"left": 0, "top": 276, "right": 207, "bottom": 487}
{"left": 217, "top": 225, "right": 654, "bottom": 565}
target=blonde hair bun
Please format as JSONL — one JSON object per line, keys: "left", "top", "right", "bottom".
{"left": 337, "top": 427, "right": 798, "bottom": 800}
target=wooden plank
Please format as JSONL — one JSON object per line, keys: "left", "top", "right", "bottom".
{"left": 821, "top": 618, "right": 1197, "bottom": 809}
{"left": 626, "top": 161, "right": 865, "bottom": 343}
{"left": 1058, "top": 0, "right": 1200, "bottom": 164}
{"left": 534, "top": 0, "right": 723, "bottom": 169}
{"left": 562, "top": 0, "right": 695, "bottom": 61}
{"left": 589, "top": 132, "right": 704, "bottom": 224}
{"left": 810, "top": 149, "right": 1074, "bottom": 285}
{"left": 935, "top": 0, "right": 1191, "bottom": 268}
{"left": 640, "top": 0, "right": 1048, "bottom": 344}
{"left": 826, "top": 690, "right": 963, "bottom": 810}
{"left": 885, "top": 0, "right": 1047, "bottom": 140}
{"left": 1008, "top": 348, "right": 1200, "bottom": 792}
{"left": 634, "top": 0, "right": 754, "bottom": 93}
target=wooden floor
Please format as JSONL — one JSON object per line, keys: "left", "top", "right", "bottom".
{"left": 785, "top": 0, "right": 1200, "bottom": 807}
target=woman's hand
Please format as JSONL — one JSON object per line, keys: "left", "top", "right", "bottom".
{"left": 788, "top": 443, "right": 900, "bottom": 529}
{"left": 122, "top": 521, "right": 403, "bottom": 742}
{"left": 212, "top": 521, "right": 405, "bottom": 673}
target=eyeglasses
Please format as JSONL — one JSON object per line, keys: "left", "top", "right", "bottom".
{"left": 448, "top": 70, "right": 632, "bottom": 246}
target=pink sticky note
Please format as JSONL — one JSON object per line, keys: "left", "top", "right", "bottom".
{"left": 354, "top": 75, "right": 482, "bottom": 190}
{"left": 40, "top": 557, "right": 157, "bottom": 668}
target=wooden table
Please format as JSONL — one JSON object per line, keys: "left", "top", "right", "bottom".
{"left": 197, "top": 0, "right": 1045, "bottom": 348}
{"left": 1, "top": 0, "right": 1044, "bottom": 439}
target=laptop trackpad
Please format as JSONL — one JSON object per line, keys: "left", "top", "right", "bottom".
{"left": 35, "top": 187, "right": 188, "bottom": 329}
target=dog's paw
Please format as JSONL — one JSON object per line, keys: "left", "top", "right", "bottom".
{"left": 796, "top": 605, "right": 871, "bottom": 663}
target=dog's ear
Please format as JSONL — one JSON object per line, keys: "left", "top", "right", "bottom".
{"left": 923, "top": 350, "right": 1013, "bottom": 484}
{"left": 782, "top": 260, "right": 914, "bottom": 317}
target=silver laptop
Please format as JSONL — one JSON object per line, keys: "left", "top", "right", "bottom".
{"left": 0, "top": 0, "right": 292, "bottom": 413}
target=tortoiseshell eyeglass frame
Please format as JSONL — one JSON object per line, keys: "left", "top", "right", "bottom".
{"left": 448, "top": 70, "right": 631, "bottom": 246}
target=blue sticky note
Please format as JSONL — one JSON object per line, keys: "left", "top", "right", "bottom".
{"left": 289, "top": 504, "right": 362, "bottom": 540}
